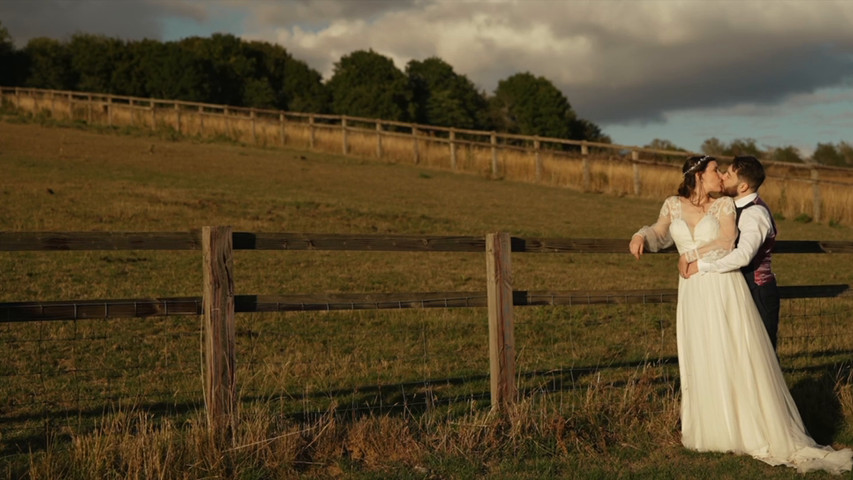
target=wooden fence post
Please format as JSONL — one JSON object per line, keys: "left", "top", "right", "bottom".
{"left": 486, "top": 232, "right": 516, "bottom": 411}
{"left": 582, "top": 141, "right": 591, "bottom": 191}
{"left": 491, "top": 132, "right": 499, "bottom": 178}
{"left": 309, "top": 114, "right": 316, "bottom": 150}
{"left": 68, "top": 92, "right": 73, "bottom": 122}
{"left": 376, "top": 122, "right": 383, "bottom": 159}
{"left": 202, "top": 226, "right": 237, "bottom": 446}
{"left": 632, "top": 150, "right": 641, "bottom": 195}
{"left": 413, "top": 127, "right": 420, "bottom": 164}
{"left": 280, "top": 113, "right": 286, "bottom": 146}
{"left": 87, "top": 95, "right": 93, "bottom": 124}
{"left": 150, "top": 99, "right": 156, "bottom": 130}
{"left": 174, "top": 103, "right": 181, "bottom": 134}
{"left": 342, "top": 116, "right": 349, "bottom": 155}
{"left": 811, "top": 168, "right": 822, "bottom": 223}
{"left": 221, "top": 107, "right": 229, "bottom": 138}
{"left": 107, "top": 95, "right": 113, "bottom": 127}
{"left": 197, "top": 105, "right": 205, "bottom": 136}
{"left": 450, "top": 128, "right": 457, "bottom": 170}
{"left": 534, "top": 137, "right": 542, "bottom": 182}
{"left": 250, "top": 109, "right": 257, "bottom": 144}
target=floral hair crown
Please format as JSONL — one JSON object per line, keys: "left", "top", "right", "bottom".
{"left": 684, "top": 155, "right": 713, "bottom": 178}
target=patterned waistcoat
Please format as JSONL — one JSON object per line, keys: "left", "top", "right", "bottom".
{"left": 736, "top": 196, "right": 776, "bottom": 286}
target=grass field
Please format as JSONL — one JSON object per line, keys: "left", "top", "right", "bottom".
{"left": 1, "top": 115, "right": 852, "bottom": 479}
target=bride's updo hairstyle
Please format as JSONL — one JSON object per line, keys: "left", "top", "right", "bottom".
{"left": 677, "top": 155, "right": 715, "bottom": 198}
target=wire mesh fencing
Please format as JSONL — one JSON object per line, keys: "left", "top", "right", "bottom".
{"left": 1, "top": 292, "right": 850, "bottom": 455}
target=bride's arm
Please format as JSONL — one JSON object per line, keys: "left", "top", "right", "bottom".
{"left": 631, "top": 197, "right": 674, "bottom": 255}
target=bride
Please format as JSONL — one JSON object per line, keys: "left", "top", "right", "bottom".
{"left": 629, "top": 155, "right": 852, "bottom": 474}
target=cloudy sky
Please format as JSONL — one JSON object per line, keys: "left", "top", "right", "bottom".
{"left": 3, "top": 0, "right": 853, "bottom": 155}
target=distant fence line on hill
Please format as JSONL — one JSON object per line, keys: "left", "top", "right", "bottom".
{"left": 3, "top": 87, "right": 853, "bottom": 223}
{"left": 1, "top": 229, "right": 852, "bottom": 447}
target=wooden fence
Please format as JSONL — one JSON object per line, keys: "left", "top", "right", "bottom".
{"left": 3, "top": 87, "right": 853, "bottom": 223}
{"left": 1, "top": 230, "right": 852, "bottom": 446}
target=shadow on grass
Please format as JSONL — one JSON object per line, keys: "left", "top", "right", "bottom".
{"left": 790, "top": 369, "right": 850, "bottom": 445}
{"left": 0, "top": 398, "right": 203, "bottom": 457}
{"left": 3, "top": 352, "right": 850, "bottom": 456}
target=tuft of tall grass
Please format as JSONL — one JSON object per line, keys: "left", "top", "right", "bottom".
{"left": 15, "top": 365, "right": 685, "bottom": 478}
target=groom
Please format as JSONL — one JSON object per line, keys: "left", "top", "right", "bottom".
{"left": 680, "top": 155, "right": 781, "bottom": 350}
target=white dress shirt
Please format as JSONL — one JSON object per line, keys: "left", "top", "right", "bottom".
{"left": 698, "top": 193, "right": 774, "bottom": 274}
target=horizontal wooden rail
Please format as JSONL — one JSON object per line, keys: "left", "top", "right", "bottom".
{"left": 0, "top": 297, "right": 202, "bottom": 321}
{"left": 0, "top": 232, "right": 203, "bottom": 251}
{"left": 2, "top": 232, "right": 853, "bottom": 254}
{"left": 2, "top": 285, "right": 849, "bottom": 322}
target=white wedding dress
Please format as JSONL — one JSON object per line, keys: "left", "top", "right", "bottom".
{"left": 638, "top": 195, "right": 852, "bottom": 474}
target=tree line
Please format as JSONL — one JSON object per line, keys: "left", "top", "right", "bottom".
{"left": 1, "top": 21, "right": 851, "bottom": 166}
{"left": 0, "top": 23, "right": 607, "bottom": 145}
{"left": 644, "top": 137, "right": 853, "bottom": 167}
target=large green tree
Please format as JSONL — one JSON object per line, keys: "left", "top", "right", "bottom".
{"left": 768, "top": 146, "right": 803, "bottom": 164}
{"left": 812, "top": 142, "right": 845, "bottom": 166}
{"left": 238, "top": 40, "right": 328, "bottom": 112}
{"left": 0, "top": 22, "right": 13, "bottom": 85}
{"left": 327, "top": 49, "right": 411, "bottom": 121}
{"left": 110, "top": 38, "right": 159, "bottom": 97}
{"left": 173, "top": 34, "right": 328, "bottom": 110}
{"left": 406, "top": 57, "right": 489, "bottom": 129}
{"left": 701, "top": 137, "right": 726, "bottom": 156}
{"left": 701, "top": 137, "right": 764, "bottom": 158}
{"left": 0, "top": 21, "right": 11, "bottom": 57}
{"left": 22, "top": 37, "right": 74, "bottom": 90}
{"left": 67, "top": 33, "right": 124, "bottom": 93}
{"left": 645, "top": 138, "right": 685, "bottom": 152}
{"left": 280, "top": 54, "right": 329, "bottom": 113}
{"left": 727, "top": 138, "right": 763, "bottom": 157}
{"left": 489, "top": 72, "right": 584, "bottom": 140}
{"left": 839, "top": 141, "right": 853, "bottom": 166}
{"left": 145, "top": 41, "right": 215, "bottom": 102}
{"left": 178, "top": 34, "right": 247, "bottom": 106}
{"left": 0, "top": 21, "right": 26, "bottom": 86}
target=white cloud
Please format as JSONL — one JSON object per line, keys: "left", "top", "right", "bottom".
{"left": 3, "top": 0, "right": 853, "bottom": 148}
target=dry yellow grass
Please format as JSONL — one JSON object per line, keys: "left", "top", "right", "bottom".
{"left": 6, "top": 88, "right": 852, "bottom": 226}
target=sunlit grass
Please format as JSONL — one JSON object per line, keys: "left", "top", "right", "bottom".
{"left": 1, "top": 106, "right": 852, "bottom": 478}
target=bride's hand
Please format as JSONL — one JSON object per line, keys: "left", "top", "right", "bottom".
{"left": 629, "top": 234, "right": 645, "bottom": 260}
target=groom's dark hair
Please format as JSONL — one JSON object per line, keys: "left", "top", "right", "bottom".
{"left": 731, "top": 156, "right": 765, "bottom": 191}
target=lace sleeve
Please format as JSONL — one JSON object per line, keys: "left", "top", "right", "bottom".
{"left": 632, "top": 197, "right": 675, "bottom": 252}
{"left": 688, "top": 196, "right": 736, "bottom": 261}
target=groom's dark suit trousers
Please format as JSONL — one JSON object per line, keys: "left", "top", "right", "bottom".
{"left": 743, "top": 273, "right": 780, "bottom": 351}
